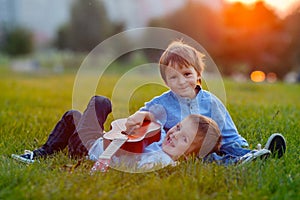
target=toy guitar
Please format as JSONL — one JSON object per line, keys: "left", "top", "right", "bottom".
{"left": 90, "top": 118, "right": 161, "bottom": 173}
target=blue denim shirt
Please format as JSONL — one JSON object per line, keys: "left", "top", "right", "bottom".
{"left": 89, "top": 137, "right": 174, "bottom": 170}
{"left": 142, "top": 87, "right": 249, "bottom": 153}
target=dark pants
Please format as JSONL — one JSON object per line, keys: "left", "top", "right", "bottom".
{"left": 33, "top": 96, "right": 112, "bottom": 158}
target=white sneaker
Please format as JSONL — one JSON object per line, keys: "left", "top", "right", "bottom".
{"left": 239, "top": 149, "right": 271, "bottom": 165}
{"left": 11, "top": 150, "right": 36, "bottom": 164}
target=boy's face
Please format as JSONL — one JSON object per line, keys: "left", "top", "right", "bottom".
{"left": 164, "top": 63, "right": 200, "bottom": 99}
{"left": 162, "top": 117, "right": 199, "bottom": 160}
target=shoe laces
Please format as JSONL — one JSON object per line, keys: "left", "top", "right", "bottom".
{"left": 24, "top": 150, "right": 34, "bottom": 160}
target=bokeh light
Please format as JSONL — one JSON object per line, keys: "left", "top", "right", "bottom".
{"left": 250, "top": 70, "right": 266, "bottom": 82}
{"left": 266, "top": 72, "right": 277, "bottom": 83}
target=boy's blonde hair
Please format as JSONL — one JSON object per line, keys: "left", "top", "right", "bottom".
{"left": 184, "top": 114, "right": 221, "bottom": 158}
{"left": 159, "top": 40, "right": 205, "bottom": 83}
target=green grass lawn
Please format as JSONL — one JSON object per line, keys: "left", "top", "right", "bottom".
{"left": 0, "top": 69, "right": 299, "bottom": 200}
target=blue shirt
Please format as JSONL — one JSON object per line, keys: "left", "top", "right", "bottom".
{"left": 141, "top": 87, "right": 249, "bottom": 153}
{"left": 88, "top": 137, "right": 175, "bottom": 171}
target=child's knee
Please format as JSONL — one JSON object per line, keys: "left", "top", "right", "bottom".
{"left": 93, "top": 96, "right": 112, "bottom": 113}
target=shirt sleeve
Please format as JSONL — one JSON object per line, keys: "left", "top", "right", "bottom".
{"left": 140, "top": 96, "right": 168, "bottom": 126}
{"left": 88, "top": 137, "right": 104, "bottom": 161}
{"left": 143, "top": 126, "right": 167, "bottom": 153}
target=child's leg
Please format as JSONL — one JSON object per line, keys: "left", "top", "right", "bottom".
{"left": 203, "top": 142, "right": 252, "bottom": 165}
{"left": 68, "top": 95, "right": 112, "bottom": 158}
{"left": 33, "top": 110, "right": 82, "bottom": 157}
{"left": 204, "top": 142, "right": 271, "bottom": 165}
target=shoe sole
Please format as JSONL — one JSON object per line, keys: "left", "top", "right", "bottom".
{"left": 11, "top": 154, "right": 35, "bottom": 164}
{"left": 264, "top": 133, "right": 286, "bottom": 158}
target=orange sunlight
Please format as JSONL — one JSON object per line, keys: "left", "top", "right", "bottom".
{"left": 225, "top": 0, "right": 299, "bottom": 17}
{"left": 250, "top": 71, "right": 265, "bottom": 82}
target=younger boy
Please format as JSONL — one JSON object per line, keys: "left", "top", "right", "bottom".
{"left": 90, "top": 114, "right": 222, "bottom": 171}
{"left": 12, "top": 96, "right": 221, "bottom": 171}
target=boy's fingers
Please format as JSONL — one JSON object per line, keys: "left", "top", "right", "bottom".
{"left": 125, "top": 124, "right": 141, "bottom": 135}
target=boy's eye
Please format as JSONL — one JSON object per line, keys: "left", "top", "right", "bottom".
{"left": 176, "top": 124, "right": 180, "bottom": 131}
{"left": 184, "top": 73, "right": 192, "bottom": 77}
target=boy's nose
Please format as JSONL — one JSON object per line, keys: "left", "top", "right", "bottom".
{"left": 178, "top": 75, "right": 186, "bottom": 84}
{"left": 172, "top": 132, "right": 178, "bottom": 139}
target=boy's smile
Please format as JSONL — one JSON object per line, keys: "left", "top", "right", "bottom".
{"left": 164, "top": 63, "right": 200, "bottom": 99}
{"left": 162, "top": 117, "right": 198, "bottom": 160}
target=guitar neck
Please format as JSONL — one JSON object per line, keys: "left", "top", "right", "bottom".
{"left": 99, "top": 138, "right": 127, "bottom": 160}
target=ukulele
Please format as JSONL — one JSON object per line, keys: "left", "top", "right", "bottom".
{"left": 90, "top": 118, "right": 161, "bottom": 173}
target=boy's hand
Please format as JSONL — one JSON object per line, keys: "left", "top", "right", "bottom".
{"left": 125, "top": 111, "right": 153, "bottom": 134}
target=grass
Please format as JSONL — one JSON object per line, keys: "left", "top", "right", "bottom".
{"left": 0, "top": 68, "right": 299, "bottom": 200}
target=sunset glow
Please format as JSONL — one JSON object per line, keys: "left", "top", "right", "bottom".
{"left": 225, "top": 0, "right": 299, "bottom": 16}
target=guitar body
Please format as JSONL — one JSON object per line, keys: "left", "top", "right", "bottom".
{"left": 103, "top": 118, "right": 161, "bottom": 153}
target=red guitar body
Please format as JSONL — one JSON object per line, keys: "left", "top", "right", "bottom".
{"left": 103, "top": 118, "right": 161, "bottom": 153}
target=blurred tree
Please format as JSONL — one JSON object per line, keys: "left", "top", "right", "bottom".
{"left": 150, "top": 1, "right": 222, "bottom": 54}
{"left": 55, "top": 0, "right": 124, "bottom": 52}
{"left": 149, "top": 1, "right": 295, "bottom": 79}
{"left": 55, "top": 24, "right": 70, "bottom": 50}
{"left": 284, "top": 7, "right": 300, "bottom": 71}
{"left": 1, "top": 27, "right": 33, "bottom": 56}
{"left": 219, "top": 1, "right": 292, "bottom": 79}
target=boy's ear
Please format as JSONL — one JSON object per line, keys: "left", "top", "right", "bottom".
{"left": 197, "top": 73, "right": 201, "bottom": 84}
{"left": 197, "top": 77, "right": 202, "bottom": 85}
